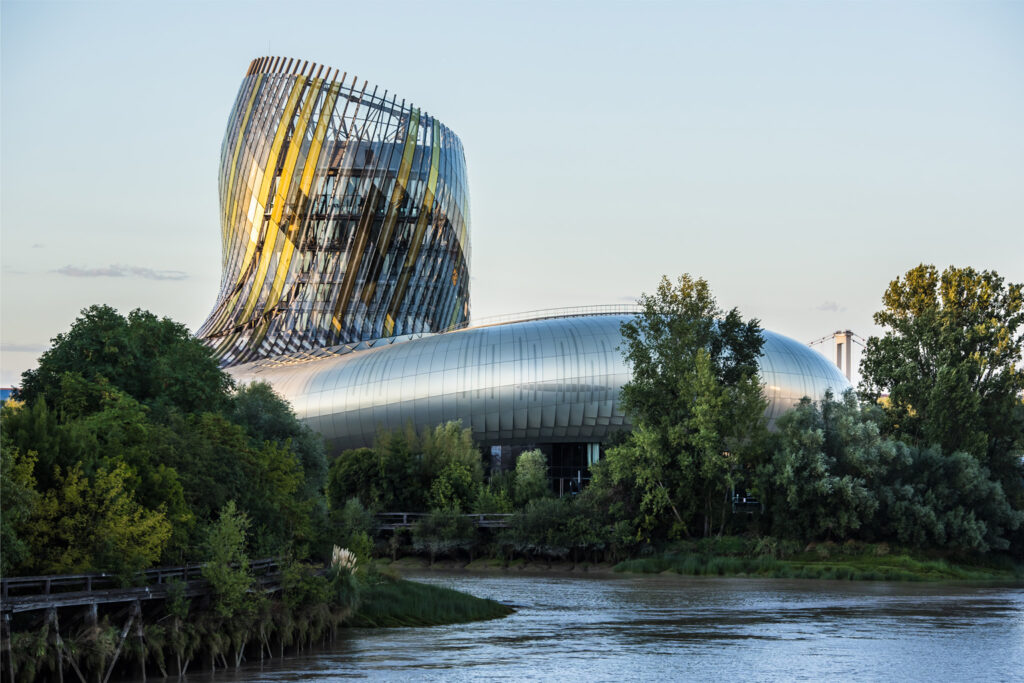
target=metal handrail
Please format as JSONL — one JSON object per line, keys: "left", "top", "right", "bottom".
{"left": 458, "top": 304, "right": 642, "bottom": 332}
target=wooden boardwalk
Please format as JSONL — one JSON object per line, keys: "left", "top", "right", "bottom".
{"left": 0, "top": 559, "right": 281, "bottom": 615}
{"left": 376, "top": 512, "right": 512, "bottom": 530}
{"left": 2, "top": 512, "right": 513, "bottom": 614}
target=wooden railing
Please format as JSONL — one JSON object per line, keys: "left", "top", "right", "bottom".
{"left": 376, "top": 512, "right": 512, "bottom": 529}
{"left": 0, "top": 559, "right": 281, "bottom": 615}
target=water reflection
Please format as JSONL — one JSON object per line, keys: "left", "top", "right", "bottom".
{"left": 204, "top": 573, "right": 1024, "bottom": 682}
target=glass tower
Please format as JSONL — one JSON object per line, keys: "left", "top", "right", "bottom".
{"left": 199, "top": 57, "right": 470, "bottom": 366}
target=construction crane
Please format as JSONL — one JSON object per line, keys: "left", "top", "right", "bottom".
{"left": 808, "top": 330, "right": 867, "bottom": 381}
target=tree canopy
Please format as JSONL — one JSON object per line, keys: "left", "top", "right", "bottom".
{"left": 1, "top": 305, "right": 328, "bottom": 576}
{"left": 18, "top": 304, "right": 232, "bottom": 415}
{"left": 859, "top": 264, "right": 1024, "bottom": 497}
{"left": 758, "top": 391, "right": 1023, "bottom": 553}
{"left": 327, "top": 420, "right": 484, "bottom": 513}
{"left": 607, "top": 274, "right": 768, "bottom": 539}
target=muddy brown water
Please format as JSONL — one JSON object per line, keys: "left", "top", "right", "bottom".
{"left": 194, "top": 571, "right": 1024, "bottom": 681}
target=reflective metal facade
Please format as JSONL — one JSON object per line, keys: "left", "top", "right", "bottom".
{"left": 206, "top": 56, "right": 851, "bottom": 452}
{"left": 227, "top": 313, "right": 851, "bottom": 452}
{"left": 199, "top": 57, "right": 470, "bottom": 366}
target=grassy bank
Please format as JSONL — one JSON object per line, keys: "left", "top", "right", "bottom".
{"left": 349, "top": 577, "right": 514, "bottom": 627}
{"left": 380, "top": 538, "right": 1023, "bottom": 583}
{"left": 613, "top": 538, "right": 1024, "bottom": 583}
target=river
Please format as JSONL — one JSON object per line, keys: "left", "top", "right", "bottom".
{"left": 203, "top": 571, "right": 1023, "bottom": 681}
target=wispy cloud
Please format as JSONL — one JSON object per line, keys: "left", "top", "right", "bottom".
{"left": 618, "top": 294, "right": 639, "bottom": 303}
{"left": 31, "top": 243, "right": 44, "bottom": 249}
{"left": 816, "top": 300, "right": 846, "bottom": 313}
{"left": 55, "top": 264, "right": 188, "bottom": 281}
{"left": 1, "top": 343, "right": 48, "bottom": 353}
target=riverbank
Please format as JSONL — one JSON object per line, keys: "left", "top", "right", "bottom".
{"left": 615, "top": 550, "right": 1024, "bottom": 582}
{"left": 385, "top": 556, "right": 619, "bottom": 575}
{"left": 380, "top": 538, "right": 1024, "bottom": 584}
{"left": 3, "top": 571, "right": 512, "bottom": 682}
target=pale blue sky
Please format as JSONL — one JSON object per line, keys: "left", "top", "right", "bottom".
{"left": 2, "top": 0, "right": 1022, "bottom": 386}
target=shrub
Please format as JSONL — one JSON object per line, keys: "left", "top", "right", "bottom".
{"left": 514, "top": 449, "right": 549, "bottom": 506}
{"left": 281, "top": 559, "right": 332, "bottom": 610}
{"left": 412, "top": 509, "right": 477, "bottom": 563}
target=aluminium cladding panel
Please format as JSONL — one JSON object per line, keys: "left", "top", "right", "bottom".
{"left": 226, "top": 314, "right": 852, "bottom": 452}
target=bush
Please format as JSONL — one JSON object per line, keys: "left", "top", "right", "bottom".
{"left": 201, "top": 502, "right": 254, "bottom": 619}
{"left": 429, "top": 460, "right": 476, "bottom": 512}
{"left": 333, "top": 497, "right": 377, "bottom": 549}
{"left": 472, "top": 483, "right": 513, "bottom": 514}
{"left": 412, "top": 508, "right": 477, "bottom": 563}
{"left": 504, "top": 497, "right": 571, "bottom": 561}
{"left": 281, "top": 559, "right": 332, "bottom": 610}
{"left": 514, "top": 449, "right": 549, "bottom": 506}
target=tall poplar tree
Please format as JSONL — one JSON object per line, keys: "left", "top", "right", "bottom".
{"left": 607, "top": 275, "right": 767, "bottom": 538}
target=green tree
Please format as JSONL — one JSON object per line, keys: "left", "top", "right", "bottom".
{"left": 876, "top": 445, "right": 1023, "bottom": 553}
{"left": 760, "top": 392, "right": 895, "bottom": 542}
{"left": 504, "top": 498, "right": 572, "bottom": 561}
{"left": 1, "top": 397, "right": 66, "bottom": 493}
{"left": 332, "top": 497, "right": 378, "bottom": 558}
{"left": 230, "top": 381, "right": 326, "bottom": 501}
{"left": 421, "top": 420, "right": 483, "bottom": 485}
{"left": 411, "top": 508, "right": 477, "bottom": 563}
{"left": 689, "top": 348, "right": 767, "bottom": 536}
{"left": 18, "top": 304, "right": 232, "bottom": 416}
{"left": 859, "top": 265, "right": 1024, "bottom": 487}
{"left": 60, "top": 384, "right": 194, "bottom": 557}
{"left": 429, "top": 460, "right": 477, "bottom": 511}
{"left": 280, "top": 559, "right": 332, "bottom": 611}
{"left": 328, "top": 447, "right": 380, "bottom": 510}
{"left": 160, "top": 409, "right": 311, "bottom": 557}
{"left": 513, "top": 449, "right": 549, "bottom": 506}
{"left": 604, "top": 423, "right": 681, "bottom": 537}
{"left": 163, "top": 412, "right": 250, "bottom": 527}
{"left": 240, "top": 441, "right": 307, "bottom": 556}
{"left": 202, "top": 501, "right": 254, "bottom": 619}
{"left": 0, "top": 433, "right": 39, "bottom": 575}
{"left": 374, "top": 423, "right": 427, "bottom": 510}
{"left": 472, "top": 482, "right": 514, "bottom": 514}
{"left": 329, "top": 421, "right": 484, "bottom": 514}
{"left": 3, "top": 380, "right": 194, "bottom": 561}
{"left": 567, "top": 480, "right": 640, "bottom": 563}
{"left": 9, "top": 304, "right": 335, "bottom": 568}
{"left": 608, "top": 274, "right": 767, "bottom": 538}
{"left": 26, "top": 462, "right": 172, "bottom": 576}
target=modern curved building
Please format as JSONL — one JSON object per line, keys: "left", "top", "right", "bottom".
{"left": 199, "top": 56, "right": 470, "bottom": 366}
{"left": 204, "top": 57, "right": 850, "bottom": 478}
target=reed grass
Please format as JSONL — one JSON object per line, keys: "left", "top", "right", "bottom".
{"left": 348, "top": 578, "right": 514, "bottom": 627}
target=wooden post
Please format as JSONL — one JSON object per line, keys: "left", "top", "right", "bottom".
{"left": 135, "top": 614, "right": 146, "bottom": 682}
{"left": 47, "top": 609, "right": 87, "bottom": 683}
{"left": 4, "top": 612, "right": 16, "bottom": 683}
{"left": 102, "top": 601, "right": 138, "bottom": 683}
{"left": 46, "top": 609, "right": 63, "bottom": 683}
